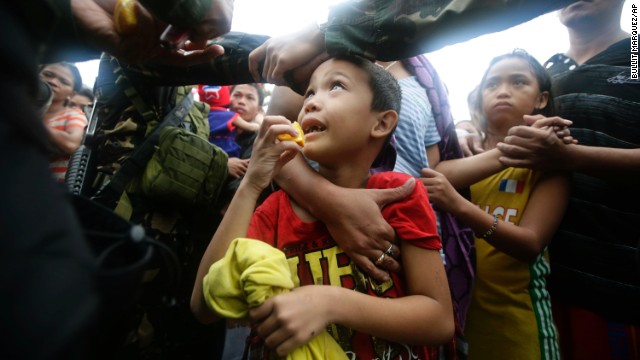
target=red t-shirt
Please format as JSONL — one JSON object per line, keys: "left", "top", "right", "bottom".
{"left": 247, "top": 172, "right": 441, "bottom": 360}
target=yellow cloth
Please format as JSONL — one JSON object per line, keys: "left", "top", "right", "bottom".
{"left": 203, "top": 238, "right": 347, "bottom": 360}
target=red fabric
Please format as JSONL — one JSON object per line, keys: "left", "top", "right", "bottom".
{"left": 197, "top": 84, "right": 230, "bottom": 108}
{"left": 553, "top": 299, "right": 640, "bottom": 360}
{"left": 247, "top": 171, "right": 441, "bottom": 360}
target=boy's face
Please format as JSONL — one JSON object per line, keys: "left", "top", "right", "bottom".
{"left": 297, "top": 58, "right": 378, "bottom": 165}
{"left": 230, "top": 84, "right": 260, "bottom": 121}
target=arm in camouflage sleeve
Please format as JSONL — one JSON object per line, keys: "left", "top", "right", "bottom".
{"left": 250, "top": 0, "right": 577, "bottom": 88}
{"left": 325, "top": 0, "right": 577, "bottom": 61}
{"left": 122, "top": 32, "right": 271, "bottom": 86}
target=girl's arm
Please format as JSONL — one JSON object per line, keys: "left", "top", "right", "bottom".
{"left": 190, "top": 117, "right": 302, "bottom": 324}
{"left": 423, "top": 168, "right": 570, "bottom": 261}
{"left": 249, "top": 244, "right": 454, "bottom": 357}
{"left": 432, "top": 148, "right": 505, "bottom": 189}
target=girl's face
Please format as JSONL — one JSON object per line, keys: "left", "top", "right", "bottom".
{"left": 481, "top": 57, "right": 548, "bottom": 126}
{"left": 230, "top": 85, "right": 260, "bottom": 121}
{"left": 40, "top": 64, "right": 75, "bottom": 103}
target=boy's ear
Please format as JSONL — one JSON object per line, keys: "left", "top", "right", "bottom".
{"left": 371, "top": 110, "right": 398, "bottom": 139}
{"left": 535, "top": 91, "right": 549, "bottom": 110}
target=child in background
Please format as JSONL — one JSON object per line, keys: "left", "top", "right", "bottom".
{"left": 422, "top": 49, "right": 569, "bottom": 360}
{"left": 67, "top": 84, "right": 94, "bottom": 117}
{"left": 192, "top": 55, "right": 454, "bottom": 359}
{"left": 40, "top": 62, "right": 88, "bottom": 182}
{"left": 198, "top": 84, "right": 258, "bottom": 158}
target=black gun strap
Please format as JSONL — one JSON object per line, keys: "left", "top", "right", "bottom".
{"left": 91, "top": 93, "right": 194, "bottom": 206}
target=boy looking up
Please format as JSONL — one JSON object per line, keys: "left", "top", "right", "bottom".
{"left": 192, "top": 55, "right": 454, "bottom": 359}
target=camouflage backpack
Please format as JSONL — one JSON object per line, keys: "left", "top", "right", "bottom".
{"left": 90, "top": 55, "right": 228, "bottom": 216}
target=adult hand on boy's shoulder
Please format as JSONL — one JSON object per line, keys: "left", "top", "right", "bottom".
{"left": 324, "top": 178, "right": 415, "bottom": 282}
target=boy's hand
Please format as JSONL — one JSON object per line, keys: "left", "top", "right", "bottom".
{"left": 243, "top": 116, "right": 302, "bottom": 193}
{"left": 249, "top": 286, "right": 332, "bottom": 357}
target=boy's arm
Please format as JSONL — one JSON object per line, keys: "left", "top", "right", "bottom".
{"left": 335, "top": 245, "right": 453, "bottom": 344}
{"left": 248, "top": 183, "right": 454, "bottom": 356}
{"left": 249, "top": 251, "right": 454, "bottom": 357}
{"left": 191, "top": 117, "right": 302, "bottom": 324}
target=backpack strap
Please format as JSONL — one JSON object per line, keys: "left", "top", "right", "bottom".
{"left": 91, "top": 85, "right": 194, "bottom": 207}
{"left": 111, "top": 57, "right": 160, "bottom": 125}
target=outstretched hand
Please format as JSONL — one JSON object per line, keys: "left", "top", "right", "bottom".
{"left": 248, "top": 24, "right": 329, "bottom": 93}
{"left": 320, "top": 178, "right": 415, "bottom": 282}
{"left": 71, "top": 0, "right": 228, "bottom": 65}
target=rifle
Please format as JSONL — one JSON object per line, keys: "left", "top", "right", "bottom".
{"left": 65, "top": 101, "right": 99, "bottom": 196}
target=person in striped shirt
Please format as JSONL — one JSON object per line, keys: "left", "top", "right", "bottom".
{"left": 40, "top": 62, "right": 88, "bottom": 182}
{"left": 421, "top": 50, "right": 571, "bottom": 360}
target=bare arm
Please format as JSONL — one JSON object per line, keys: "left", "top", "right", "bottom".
{"left": 191, "top": 117, "right": 302, "bottom": 324}
{"left": 249, "top": 243, "right": 454, "bottom": 356}
{"left": 498, "top": 116, "right": 640, "bottom": 180}
{"left": 232, "top": 116, "right": 260, "bottom": 132}
{"left": 432, "top": 148, "right": 505, "bottom": 189}
{"left": 46, "top": 125, "right": 85, "bottom": 155}
{"left": 422, "top": 168, "right": 570, "bottom": 261}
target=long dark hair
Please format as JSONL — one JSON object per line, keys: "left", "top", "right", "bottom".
{"left": 39, "top": 62, "right": 83, "bottom": 92}
{"left": 472, "top": 49, "right": 554, "bottom": 132}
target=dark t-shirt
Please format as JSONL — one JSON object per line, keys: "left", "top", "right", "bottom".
{"left": 544, "top": 39, "right": 640, "bottom": 323}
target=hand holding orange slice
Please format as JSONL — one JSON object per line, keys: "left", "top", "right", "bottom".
{"left": 277, "top": 121, "right": 305, "bottom": 147}
{"left": 114, "top": 0, "right": 138, "bottom": 35}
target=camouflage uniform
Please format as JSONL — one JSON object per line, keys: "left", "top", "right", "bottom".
{"left": 86, "top": 33, "right": 267, "bottom": 359}
{"left": 325, "top": 0, "right": 576, "bottom": 61}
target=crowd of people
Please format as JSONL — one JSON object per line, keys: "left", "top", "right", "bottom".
{"left": 2, "top": 0, "right": 638, "bottom": 359}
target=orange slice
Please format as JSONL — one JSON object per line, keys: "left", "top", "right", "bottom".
{"left": 277, "top": 121, "right": 305, "bottom": 147}
{"left": 114, "top": 0, "right": 138, "bottom": 36}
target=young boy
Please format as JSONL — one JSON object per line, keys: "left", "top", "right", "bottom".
{"left": 191, "top": 56, "right": 454, "bottom": 359}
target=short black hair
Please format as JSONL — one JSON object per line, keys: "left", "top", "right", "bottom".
{"left": 329, "top": 55, "right": 402, "bottom": 168}
{"left": 230, "top": 83, "right": 265, "bottom": 106}
{"left": 76, "top": 85, "right": 94, "bottom": 101}
{"left": 332, "top": 55, "right": 402, "bottom": 114}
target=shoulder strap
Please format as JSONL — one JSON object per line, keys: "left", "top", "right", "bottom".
{"left": 91, "top": 90, "right": 194, "bottom": 207}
